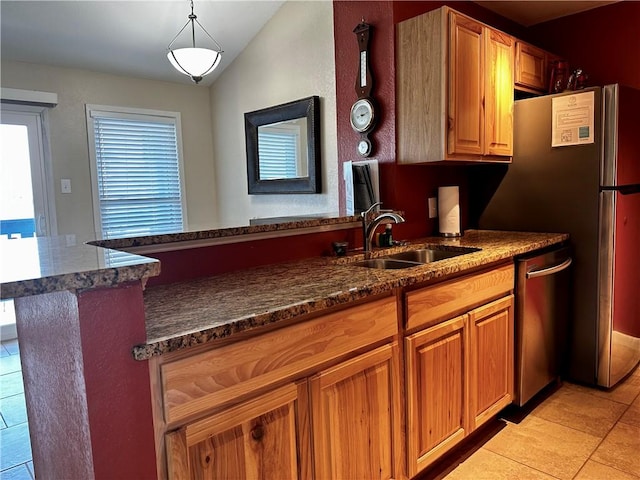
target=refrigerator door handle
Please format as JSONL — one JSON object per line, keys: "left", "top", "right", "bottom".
{"left": 526, "top": 257, "right": 573, "bottom": 279}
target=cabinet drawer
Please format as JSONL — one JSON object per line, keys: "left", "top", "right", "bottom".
{"left": 161, "top": 296, "right": 397, "bottom": 424}
{"left": 406, "top": 264, "right": 514, "bottom": 331}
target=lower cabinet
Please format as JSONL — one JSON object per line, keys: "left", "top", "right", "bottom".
{"left": 159, "top": 296, "right": 400, "bottom": 480}
{"left": 404, "top": 264, "right": 515, "bottom": 477}
{"left": 165, "top": 344, "right": 401, "bottom": 480}
{"left": 159, "top": 264, "right": 517, "bottom": 479}
{"left": 165, "top": 382, "right": 307, "bottom": 479}
{"left": 469, "top": 295, "right": 514, "bottom": 430}
{"left": 310, "top": 343, "right": 400, "bottom": 480}
{"left": 405, "top": 315, "right": 468, "bottom": 477}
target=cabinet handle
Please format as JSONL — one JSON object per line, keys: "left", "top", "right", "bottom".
{"left": 251, "top": 424, "right": 264, "bottom": 441}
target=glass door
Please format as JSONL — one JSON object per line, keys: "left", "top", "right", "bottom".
{"left": 1, "top": 107, "right": 55, "bottom": 340}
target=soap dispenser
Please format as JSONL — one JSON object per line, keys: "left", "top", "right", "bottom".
{"left": 380, "top": 223, "right": 393, "bottom": 247}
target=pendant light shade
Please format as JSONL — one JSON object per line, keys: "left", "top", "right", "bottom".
{"left": 167, "top": 0, "right": 223, "bottom": 84}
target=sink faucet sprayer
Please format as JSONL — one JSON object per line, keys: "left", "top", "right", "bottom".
{"left": 361, "top": 202, "right": 405, "bottom": 253}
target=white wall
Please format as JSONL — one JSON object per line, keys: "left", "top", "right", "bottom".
{"left": 1, "top": 62, "right": 217, "bottom": 236}
{"left": 210, "top": 0, "right": 338, "bottom": 226}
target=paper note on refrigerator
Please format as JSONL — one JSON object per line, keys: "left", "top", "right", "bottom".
{"left": 551, "top": 90, "right": 595, "bottom": 147}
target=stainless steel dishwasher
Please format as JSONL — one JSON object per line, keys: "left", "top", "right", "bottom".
{"left": 516, "top": 246, "right": 572, "bottom": 406}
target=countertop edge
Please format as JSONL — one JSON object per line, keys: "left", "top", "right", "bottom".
{"left": 1, "top": 261, "right": 161, "bottom": 300}
{"left": 134, "top": 230, "right": 569, "bottom": 361}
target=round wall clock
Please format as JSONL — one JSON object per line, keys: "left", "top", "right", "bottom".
{"left": 350, "top": 98, "right": 375, "bottom": 133}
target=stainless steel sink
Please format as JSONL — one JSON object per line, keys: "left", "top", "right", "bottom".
{"left": 386, "top": 247, "right": 479, "bottom": 263}
{"left": 350, "top": 258, "right": 424, "bottom": 269}
{"left": 350, "top": 247, "right": 479, "bottom": 269}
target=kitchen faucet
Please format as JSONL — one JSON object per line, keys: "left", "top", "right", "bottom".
{"left": 361, "top": 202, "right": 405, "bottom": 253}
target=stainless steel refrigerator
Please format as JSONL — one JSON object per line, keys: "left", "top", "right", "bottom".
{"left": 478, "top": 84, "right": 640, "bottom": 388}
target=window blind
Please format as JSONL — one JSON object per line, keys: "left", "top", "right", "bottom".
{"left": 90, "top": 114, "right": 184, "bottom": 239}
{"left": 258, "top": 130, "right": 299, "bottom": 179}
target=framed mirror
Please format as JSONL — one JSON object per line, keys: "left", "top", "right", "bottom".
{"left": 245, "top": 96, "right": 321, "bottom": 194}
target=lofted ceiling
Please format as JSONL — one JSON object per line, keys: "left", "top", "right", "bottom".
{"left": 1, "top": 1, "right": 619, "bottom": 87}
{"left": 0, "top": 1, "right": 285, "bottom": 87}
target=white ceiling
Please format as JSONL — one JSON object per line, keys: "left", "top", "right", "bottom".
{"left": 1, "top": 1, "right": 618, "bottom": 87}
{"left": 1, "top": 1, "right": 285, "bottom": 87}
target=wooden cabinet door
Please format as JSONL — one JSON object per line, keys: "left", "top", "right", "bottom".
{"left": 448, "top": 11, "right": 484, "bottom": 156}
{"left": 469, "top": 295, "right": 514, "bottom": 429}
{"left": 405, "top": 314, "right": 469, "bottom": 477}
{"left": 485, "top": 28, "right": 514, "bottom": 156}
{"left": 310, "top": 343, "right": 400, "bottom": 480}
{"left": 515, "top": 41, "right": 547, "bottom": 91}
{"left": 165, "top": 382, "right": 308, "bottom": 480}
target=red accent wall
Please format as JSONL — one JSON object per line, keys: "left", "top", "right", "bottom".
{"left": 78, "top": 284, "right": 158, "bottom": 479}
{"left": 528, "top": 2, "right": 640, "bottom": 90}
{"left": 146, "top": 227, "right": 360, "bottom": 286}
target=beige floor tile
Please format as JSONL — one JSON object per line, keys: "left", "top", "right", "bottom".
{"left": 593, "top": 380, "right": 640, "bottom": 405}
{"left": 531, "top": 385, "right": 627, "bottom": 437}
{"left": 568, "top": 373, "right": 640, "bottom": 406}
{"left": 574, "top": 460, "right": 640, "bottom": 480}
{"left": 483, "top": 415, "right": 600, "bottom": 479}
{"left": 443, "top": 448, "right": 558, "bottom": 480}
{"left": 591, "top": 422, "right": 640, "bottom": 477}
{"left": 619, "top": 395, "right": 640, "bottom": 428}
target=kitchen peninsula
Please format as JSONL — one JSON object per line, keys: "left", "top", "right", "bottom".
{"left": 1, "top": 226, "right": 567, "bottom": 479}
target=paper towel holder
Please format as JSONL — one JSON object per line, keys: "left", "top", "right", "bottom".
{"left": 438, "top": 185, "right": 462, "bottom": 237}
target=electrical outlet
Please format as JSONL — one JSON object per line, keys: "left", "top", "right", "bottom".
{"left": 61, "top": 178, "right": 72, "bottom": 194}
{"left": 428, "top": 197, "right": 438, "bottom": 218}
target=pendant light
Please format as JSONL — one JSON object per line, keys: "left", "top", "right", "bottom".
{"left": 167, "top": 0, "right": 223, "bottom": 84}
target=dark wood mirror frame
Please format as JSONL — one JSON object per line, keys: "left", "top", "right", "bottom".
{"left": 245, "top": 95, "right": 321, "bottom": 194}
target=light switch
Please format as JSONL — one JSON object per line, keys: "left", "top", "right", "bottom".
{"left": 61, "top": 178, "right": 72, "bottom": 194}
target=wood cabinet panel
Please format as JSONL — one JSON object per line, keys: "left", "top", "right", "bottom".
{"left": 396, "top": 6, "right": 447, "bottom": 163}
{"left": 310, "top": 343, "right": 400, "bottom": 480}
{"left": 448, "top": 12, "right": 484, "bottom": 156}
{"left": 406, "top": 263, "right": 514, "bottom": 331}
{"left": 515, "top": 41, "right": 547, "bottom": 92}
{"left": 166, "top": 382, "right": 306, "bottom": 480}
{"left": 161, "top": 296, "right": 397, "bottom": 424}
{"left": 485, "top": 29, "right": 514, "bottom": 156}
{"left": 405, "top": 315, "right": 468, "bottom": 476}
{"left": 469, "top": 295, "right": 514, "bottom": 429}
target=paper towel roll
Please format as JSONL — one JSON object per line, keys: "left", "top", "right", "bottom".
{"left": 438, "top": 186, "right": 461, "bottom": 237}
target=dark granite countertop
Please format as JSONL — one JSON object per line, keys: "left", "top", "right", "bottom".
{"left": 136, "top": 230, "right": 568, "bottom": 360}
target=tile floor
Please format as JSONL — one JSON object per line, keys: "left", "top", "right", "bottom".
{"left": 0, "top": 336, "right": 639, "bottom": 480}
{"left": 437, "top": 366, "right": 640, "bottom": 480}
{"left": 0, "top": 339, "right": 33, "bottom": 480}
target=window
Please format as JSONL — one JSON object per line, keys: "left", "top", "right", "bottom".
{"left": 86, "top": 105, "right": 186, "bottom": 239}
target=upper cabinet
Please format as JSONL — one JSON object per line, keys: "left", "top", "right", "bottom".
{"left": 396, "top": 7, "right": 514, "bottom": 164}
{"left": 515, "top": 41, "right": 562, "bottom": 94}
